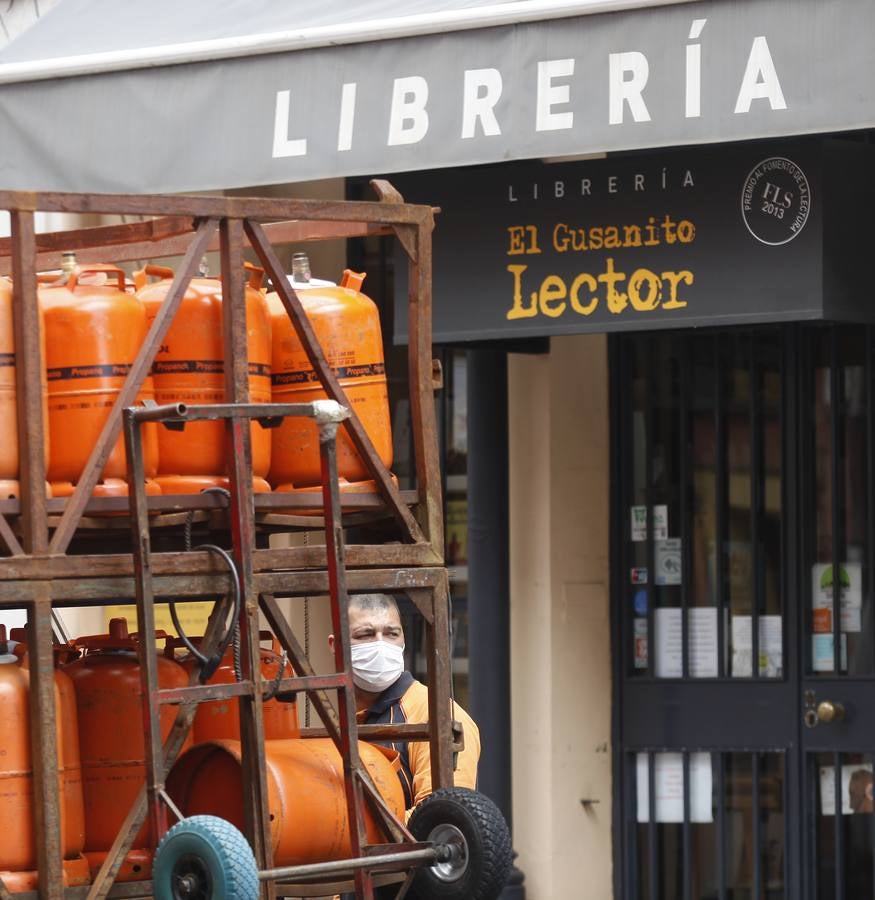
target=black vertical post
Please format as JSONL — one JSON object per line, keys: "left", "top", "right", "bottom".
{"left": 868, "top": 327, "right": 875, "bottom": 899}
{"left": 680, "top": 338, "right": 690, "bottom": 679}
{"left": 648, "top": 752, "right": 658, "bottom": 897}
{"left": 646, "top": 339, "right": 656, "bottom": 679}
{"left": 830, "top": 328, "right": 844, "bottom": 676}
{"left": 834, "top": 750, "right": 844, "bottom": 900}
{"left": 717, "top": 752, "right": 727, "bottom": 900}
{"left": 466, "top": 348, "right": 523, "bottom": 896}
{"left": 682, "top": 751, "right": 691, "bottom": 900}
{"left": 611, "top": 336, "right": 629, "bottom": 900}
{"left": 715, "top": 336, "right": 727, "bottom": 679}
{"left": 751, "top": 336, "right": 762, "bottom": 680}
{"left": 752, "top": 752, "right": 762, "bottom": 900}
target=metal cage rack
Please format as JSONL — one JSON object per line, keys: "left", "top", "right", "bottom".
{"left": 0, "top": 184, "right": 458, "bottom": 900}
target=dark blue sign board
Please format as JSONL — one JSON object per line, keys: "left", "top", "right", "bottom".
{"left": 393, "top": 140, "right": 875, "bottom": 343}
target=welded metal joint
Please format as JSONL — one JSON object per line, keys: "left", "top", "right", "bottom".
{"left": 313, "top": 399, "right": 350, "bottom": 428}
{"left": 315, "top": 400, "right": 350, "bottom": 446}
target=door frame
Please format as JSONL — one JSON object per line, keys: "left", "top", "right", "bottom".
{"left": 610, "top": 327, "right": 807, "bottom": 900}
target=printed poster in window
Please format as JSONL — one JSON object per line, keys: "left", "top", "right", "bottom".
{"left": 653, "top": 505, "right": 669, "bottom": 541}
{"left": 730, "top": 614, "right": 783, "bottom": 678}
{"left": 633, "top": 618, "right": 648, "bottom": 669}
{"left": 655, "top": 538, "right": 682, "bottom": 586}
{"left": 819, "top": 763, "right": 874, "bottom": 815}
{"left": 654, "top": 607, "right": 718, "bottom": 678}
{"left": 636, "top": 752, "right": 713, "bottom": 823}
{"left": 631, "top": 505, "right": 647, "bottom": 542}
{"left": 811, "top": 562, "right": 862, "bottom": 634}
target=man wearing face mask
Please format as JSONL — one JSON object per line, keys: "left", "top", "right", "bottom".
{"left": 329, "top": 592, "right": 480, "bottom": 813}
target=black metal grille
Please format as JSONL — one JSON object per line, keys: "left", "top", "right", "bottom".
{"left": 613, "top": 325, "right": 875, "bottom": 900}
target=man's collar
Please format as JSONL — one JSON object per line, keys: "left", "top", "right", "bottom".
{"left": 365, "top": 670, "right": 415, "bottom": 717}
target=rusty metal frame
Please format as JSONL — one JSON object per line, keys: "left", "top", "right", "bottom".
{"left": 0, "top": 186, "right": 451, "bottom": 900}
{"left": 0, "top": 188, "right": 443, "bottom": 561}
{"left": 123, "top": 400, "right": 437, "bottom": 900}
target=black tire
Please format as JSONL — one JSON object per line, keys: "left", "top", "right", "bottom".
{"left": 153, "top": 814, "right": 259, "bottom": 900}
{"left": 407, "top": 787, "right": 512, "bottom": 900}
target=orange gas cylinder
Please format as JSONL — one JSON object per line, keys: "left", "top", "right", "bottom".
{"left": 167, "top": 738, "right": 405, "bottom": 865}
{"left": 267, "top": 260, "right": 393, "bottom": 493}
{"left": 49, "top": 478, "right": 163, "bottom": 501}
{"left": 0, "top": 627, "right": 90, "bottom": 891}
{"left": 63, "top": 618, "right": 191, "bottom": 882}
{"left": 8, "top": 626, "right": 26, "bottom": 659}
{"left": 9, "top": 629, "right": 86, "bottom": 858}
{"left": 39, "top": 263, "right": 160, "bottom": 498}
{"left": 275, "top": 473, "right": 400, "bottom": 516}
{"left": 135, "top": 263, "right": 272, "bottom": 494}
{"left": 0, "top": 276, "right": 21, "bottom": 497}
{"left": 166, "top": 631, "right": 300, "bottom": 742}
{"left": 0, "top": 276, "right": 51, "bottom": 500}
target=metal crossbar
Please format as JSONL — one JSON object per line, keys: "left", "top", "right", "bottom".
{"left": 122, "top": 399, "right": 419, "bottom": 900}
{"left": 0, "top": 186, "right": 450, "bottom": 900}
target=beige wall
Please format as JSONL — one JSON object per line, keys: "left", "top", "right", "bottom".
{"left": 268, "top": 531, "right": 336, "bottom": 677}
{"left": 509, "top": 334, "right": 612, "bottom": 899}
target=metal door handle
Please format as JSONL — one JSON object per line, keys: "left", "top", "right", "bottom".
{"left": 816, "top": 700, "right": 845, "bottom": 723}
{"left": 804, "top": 698, "right": 846, "bottom": 728}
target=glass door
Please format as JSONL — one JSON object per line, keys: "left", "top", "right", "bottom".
{"left": 614, "top": 329, "right": 798, "bottom": 900}
{"left": 614, "top": 325, "right": 875, "bottom": 900}
{"left": 800, "top": 327, "right": 875, "bottom": 900}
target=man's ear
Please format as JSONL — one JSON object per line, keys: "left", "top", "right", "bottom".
{"left": 328, "top": 634, "right": 335, "bottom": 651}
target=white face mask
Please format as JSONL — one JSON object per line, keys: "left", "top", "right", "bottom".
{"left": 350, "top": 640, "right": 405, "bottom": 692}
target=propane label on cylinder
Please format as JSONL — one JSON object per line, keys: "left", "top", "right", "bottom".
{"left": 49, "top": 398, "right": 117, "bottom": 411}
{"left": 152, "top": 360, "right": 270, "bottom": 377}
{"left": 46, "top": 363, "right": 132, "bottom": 381}
{"left": 154, "top": 389, "right": 223, "bottom": 402}
{"left": 272, "top": 362, "right": 385, "bottom": 385}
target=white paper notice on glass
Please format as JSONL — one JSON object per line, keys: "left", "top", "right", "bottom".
{"left": 653, "top": 505, "right": 669, "bottom": 541}
{"left": 819, "top": 763, "right": 873, "bottom": 816}
{"left": 654, "top": 607, "right": 718, "bottom": 678}
{"left": 655, "top": 538, "right": 682, "bottom": 586}
{"left": 812, "top": 562, "right": 863, "bottom": 633}
{"left": 637, "top": 752, "right": 713, "bottom": 823}
{"left": 631, "top": 506, "right": 647, "bottom": 542}
{"left": 812, "top": 633, "right": 848, "bottom": 673}
{"left": 655, "top": 608, "right": 682, "bottom": 677}
{"left": 731, "top": 615, "right": 783, "bottom": 678}
{"left": 844, "top": 607, "right": 863, "bottom": 633}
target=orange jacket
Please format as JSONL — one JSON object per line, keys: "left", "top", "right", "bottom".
{"left": 358, "top": 671, "right": 480, "bottom": 809}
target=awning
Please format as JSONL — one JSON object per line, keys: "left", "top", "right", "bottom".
{"left": 0, "top": 0, "right": 872, "bottom": 194}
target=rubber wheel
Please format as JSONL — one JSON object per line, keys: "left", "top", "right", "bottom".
{"left": 407, "top": 787, "right": 512, "bottom": 900}
{"left": 153, "top": 814, "right": 259, "bottom": 900}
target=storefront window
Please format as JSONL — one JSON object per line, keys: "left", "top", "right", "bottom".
{"left": 631, "top": 750, "right": 786, "bottom": 900}
{"left": 622, "top": 332, "right": 784, "bottom": 680}
{"left": 808, "top": 330, "right": 872, "bottom": 675}
{"left": 618, "top": 325, "right": 875, "bottom": 900}
{"left": 813, "top": 751, "right": 875, "bottom": 899}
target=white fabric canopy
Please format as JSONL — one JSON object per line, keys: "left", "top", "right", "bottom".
{"left": 0, "top": 0, "right": 868, "bottom": 193}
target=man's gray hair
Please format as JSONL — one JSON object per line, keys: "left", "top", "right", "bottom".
{"left": 348, "top": 593, "right": 400, "bottom": 616}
